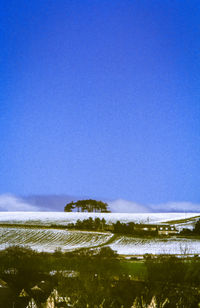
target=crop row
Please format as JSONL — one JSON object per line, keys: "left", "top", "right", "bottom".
{"left": 0, "top": 228, "right": 112, "bottom": 252}
{"left": 109, "top": 236, "right": 200, "bottom": 255}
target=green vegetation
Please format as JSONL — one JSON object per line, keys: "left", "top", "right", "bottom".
{"left": 64, "top": 199, "right": 110, "bottom": 212}
{"left": 68, "top": 218, "right": 164, "bottom": 236}
{"left": 120, "top": 260, "right": 147, "bottom": 280}
{"left": 68, "top": 217, "right": 107, "bottom": 231}
{"left": 143, "top": 254, "right": 200, "bottom": 307}
{"left": 0, "top": 246, "right": 200, "bottom": 307}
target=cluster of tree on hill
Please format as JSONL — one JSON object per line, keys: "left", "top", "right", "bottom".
{"left": 0, "top": 246, "right": 200, "bottom": 307}
{"left": 64, "top": 199, "right": 110, "bottom": 213}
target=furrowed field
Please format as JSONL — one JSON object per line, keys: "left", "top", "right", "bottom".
{"left": 0, "top": 227, "right": 200, "bottom": 255}
{"left": 109, "top": 236, "right": 200, "bottom": 255}
{"left": 0, "top": 212, "right": 200, "bottom": 255}
{"left": 0, "top": 227, "right": 112, "bottom": 252}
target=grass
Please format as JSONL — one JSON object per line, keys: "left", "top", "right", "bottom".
{"left": 120, "top": 260, "right": 147, "bottom": 280}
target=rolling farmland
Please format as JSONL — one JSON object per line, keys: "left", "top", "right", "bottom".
{"left": 109, "top": 236, "right": 200, "bottom": 255}
{"left": 0, "top": 212, "right": 200, "bottom": 255}
{"left": 0, "top": 227, "right": 112, "bottom": 252}
{"left": 0, "top": 226, "right": 200, "bottom": 256}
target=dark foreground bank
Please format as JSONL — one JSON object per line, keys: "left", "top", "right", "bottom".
{"left": 0, "top": 245, "right": 200, "bottom": 307}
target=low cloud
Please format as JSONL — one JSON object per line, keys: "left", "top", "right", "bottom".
{"left": 108, "top": 199, "right": 200, "bottom": 213}
{"left": 0, "top": 194, "right": 199, "bottom": 213}
{"left": 108, "top": 199, "right": 149, "bottom": 213}
{"left": 0, "top": 194, "right": 39, "bottom": 211}
{"left": 150, "top": 202, "right": 200, "bottom": 213}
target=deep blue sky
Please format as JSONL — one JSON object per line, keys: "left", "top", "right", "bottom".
{"left": 0, "top": 0, "right": 200, "bottom": 205}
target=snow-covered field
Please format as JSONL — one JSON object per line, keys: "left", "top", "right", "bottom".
{"left": 109, "top": 236, "right": 200, "bottom": 255}
{"left": 0, "top": 226, "right": 199, "bottom": 255}
{"left": 0, "top": 212, "right": 200, "bottom": 255}
{"left": 0, "top": 212, "right": 199, "bottom": 226}
{"left": 0, "top": 227, "right": 112, "bottom": 252}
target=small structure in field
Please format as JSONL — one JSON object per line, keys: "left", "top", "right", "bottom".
{"left": 133, "top": 224, "right": 178, "bottom": 236}
{"left": 157, "top": 225, "right": 178, "bottom": 235}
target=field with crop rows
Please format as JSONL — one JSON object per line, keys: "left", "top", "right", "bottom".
{"left": 1, "top": 226, "right": 200, "bottom": 256}
{"left": 0, "top": 212, "right": 200, "bottom": 255}
{"left": 109, "top": 236, "right": 200, "bottom": 255}
{"left": 0, "top": 227, "right": 112, "bottom": 252}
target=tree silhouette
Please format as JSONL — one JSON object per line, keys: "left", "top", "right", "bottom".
{"left": 64, "top": 199, "right": 110, "bottom": 213}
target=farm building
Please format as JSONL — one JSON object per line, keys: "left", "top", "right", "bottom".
{"left": 133, "top": 224, "right": 178, "bottom": 235}
{"left": 157, "top": 225, "right": 178, "bottom": 235}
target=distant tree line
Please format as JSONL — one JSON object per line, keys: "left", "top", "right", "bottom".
{"left": 113, "top": 221, "right": 136, "bottom": 234}
{"left": 68, "top": 219, "right": 158, "bottom": 236}
{"left": 67, "top": 215, "right": 200, "bottom": 238}
{"left": 68, "top": 217, "right": 106, "bottom": 231}
{"left": 64, "top": 199, "right": 110, "bottom": 213}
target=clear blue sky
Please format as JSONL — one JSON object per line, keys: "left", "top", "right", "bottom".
{"left": 0, "top": 0, "right": 200, "bottom": 205}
